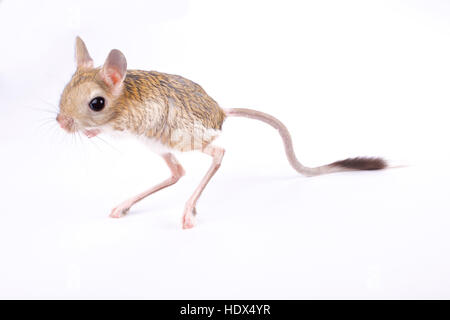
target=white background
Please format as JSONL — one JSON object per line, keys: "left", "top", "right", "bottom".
{"left": 0, "top": 0, "right": 449, "bottom": 299}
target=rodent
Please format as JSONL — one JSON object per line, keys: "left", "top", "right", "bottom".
{"left": 57, "top": 37, "right": 387, "bottom": 229}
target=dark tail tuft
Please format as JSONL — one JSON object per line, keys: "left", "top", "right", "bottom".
{"left": 330, "top": 157, "right": 387, "bottom": 171}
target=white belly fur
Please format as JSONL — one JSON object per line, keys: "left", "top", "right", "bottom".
{"left": 100, "top": 125, "right": 221, "bottom": 154}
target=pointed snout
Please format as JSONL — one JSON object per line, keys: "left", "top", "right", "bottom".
{"left": 56, "top": 114, "right": 74, "bottom": 132}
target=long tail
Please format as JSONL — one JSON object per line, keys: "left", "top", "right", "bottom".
{"left": 224, "top": 108, "right": 387, "bottom": 176}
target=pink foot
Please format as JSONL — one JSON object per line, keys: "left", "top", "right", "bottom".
{"left": 182, "top": 207, "right": 196, "bottom": 229}
{"left": 109, "top": 202, "right": 131, "bottom": 218}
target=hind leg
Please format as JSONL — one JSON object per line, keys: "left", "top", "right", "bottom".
{"left": 110, "top": 153, "right": 185, "bottom": 218}
{"left": 182, "top": 145, "right": 225, "bottom": 229}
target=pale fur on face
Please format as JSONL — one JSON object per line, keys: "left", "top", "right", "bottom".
{"left": 58, "top": 37, "right": 127, "bottom": 134}
{"left": 59, "top": 74, "right": 118, "bottom": 131}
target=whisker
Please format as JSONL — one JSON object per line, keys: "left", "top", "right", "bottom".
{"left": 38, "top": 98, "right": 59, "bottom": 111}
{"left": 94, "top": 135, "right": 122, "bottom": 154}
{"left": 48, "top": 122, "right": 60, "bottom": 141}
{"left": 33, "top": 117, "right": 60, "bottom": 135}
{"left": 86, "top": 134, "right": 102, "bottom": 152}
{"left": 76, "top": 131, "right": 90, "bottom": 175}
{"left": 56, "top": 127, "right": 68, "bottom": 145}
{"left": 20, "top": 105, "right": 57, "bottom": 115}
{"left": 35, "top": 118, "right": 58, "bottom": 131}
{"left": 36, "top": 116, "right": 57, "bottom": 124}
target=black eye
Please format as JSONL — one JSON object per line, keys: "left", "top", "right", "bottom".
{"left": 89, "top": 97, "right": 105, "bottom": 112}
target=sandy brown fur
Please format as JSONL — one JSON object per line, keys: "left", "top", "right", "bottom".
{"left": 62, "top": 69, "right": 226, "bottom": 152}
{"left": 115, "top": 70, "right": 225, "bottom": 151}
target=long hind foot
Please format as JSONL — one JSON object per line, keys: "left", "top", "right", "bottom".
{"left": 181, "top": 145, "right": 224, "bottom": 230}
{"left": 182, "top": 206, "right": 196, "bottom": 229}
{"left": 109, "top": 201, "right": 132, "bottom": 218}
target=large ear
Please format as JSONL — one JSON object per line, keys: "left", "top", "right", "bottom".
{"left": 99, "top": 49, "right": 127, "bottom": 94}
{"left": 75, "top": 36, "right": 94, "bottom": 69}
